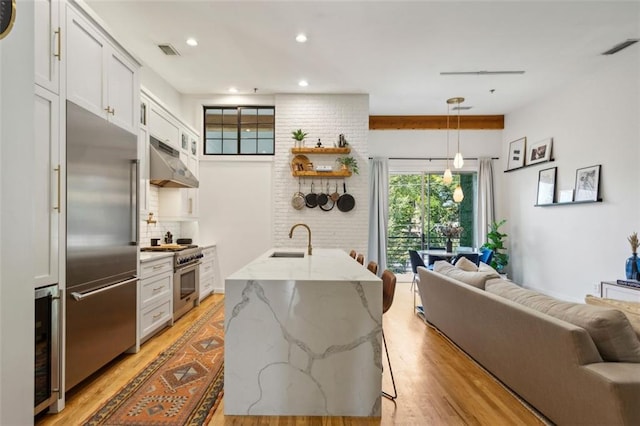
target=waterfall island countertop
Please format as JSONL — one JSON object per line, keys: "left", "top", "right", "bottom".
{"left": 224, "top": 248, "right": 382, "bottom": 417}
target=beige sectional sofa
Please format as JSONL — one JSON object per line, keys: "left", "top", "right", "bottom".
{"left": 416, "top": 261, "right": 640, "bottom": 425}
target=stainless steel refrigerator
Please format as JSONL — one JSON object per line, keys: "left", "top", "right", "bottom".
{"left": 65, "top": 101, "right": 138, "bottom": 391}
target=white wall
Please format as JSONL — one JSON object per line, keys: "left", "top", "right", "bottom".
{"left": 140, "top": 67, "right": 184, "bottom": 118}
{"left": 273, "top": 94, "right": 370, "bottom": 256}
{"left": 0, "top": 2, "right": 36, "bottom": 423}
{"left": 502, "top": 48, "right": 640, "bottom": 302}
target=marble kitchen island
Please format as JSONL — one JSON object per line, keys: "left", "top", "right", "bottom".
{"left": 224, "top": 248, "right": 382, "bottom": 417}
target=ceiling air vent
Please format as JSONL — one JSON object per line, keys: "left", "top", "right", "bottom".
{"left": 440, "top": 70, "right": 525, "bottom": 76}
{"left": 602, "top": 39, "right": 639, "bottom": 55}
{"left": 158, "top": 44, "right": 180, "bottom": 56}
{"left": 453, "top": 106, "right": 472, "bottom": 111}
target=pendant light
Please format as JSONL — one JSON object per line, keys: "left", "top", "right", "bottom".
{"left": 442, "top": 101, "right": 453, "bottom": 184}
{"left": 453, "top": 184, "right": 464, "bottom": 202}
{"left": 448, "top": 97, "right": 465, "bottom": 169}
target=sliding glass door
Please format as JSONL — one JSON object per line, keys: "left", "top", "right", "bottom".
{"left": 387, "top": 172, "right": 475, "bottom": 273}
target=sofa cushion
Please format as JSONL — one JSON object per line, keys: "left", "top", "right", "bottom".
{"left": 486, "top": 280, "right": 640, "bottom": 362}
{"left": 585, "top": 295, "right": 640, "bottom": 341}
{"left": 455, "top": 256, "right": 479, "bottom": 272}
{"left": 433, "top": 260, "right": 499, "bottom": 290}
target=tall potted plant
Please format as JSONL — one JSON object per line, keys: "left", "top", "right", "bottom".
{"left": 482, "top": 219, "right": 509, "bottom": 272}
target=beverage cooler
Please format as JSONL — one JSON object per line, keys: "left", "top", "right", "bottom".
{"left": 34, "top": 284, "right": 60, "bottom": 415}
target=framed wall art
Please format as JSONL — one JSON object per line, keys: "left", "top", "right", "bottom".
{"left": 574, "top": 164, "right": 601, "bottom": 201}
{"left": 536, "top": 166, "right": 557, "bottom": 205}
{"left": 507, "top": 137, "right": 526, "bottom": 170}
{"left": 527, "top": 138, "right": 553, "bottom": 165}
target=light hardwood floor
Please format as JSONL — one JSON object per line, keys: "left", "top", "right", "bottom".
{"left": 36, "top": 282, "right": 545, "bottom": 426}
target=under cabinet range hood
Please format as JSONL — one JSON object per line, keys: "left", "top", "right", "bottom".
{"left": 149, "top": 137, "right": 199, "bottom": 188}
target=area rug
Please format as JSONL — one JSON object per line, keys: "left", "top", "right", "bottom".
{"left": 83, "top": 300, "right": 225, "bottom": 426}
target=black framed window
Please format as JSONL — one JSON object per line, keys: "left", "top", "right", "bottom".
{"left": 203, "top": 106, "right": 275, "bottom": 155}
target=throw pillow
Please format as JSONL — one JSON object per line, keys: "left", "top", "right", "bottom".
{"left": 433, "top": 260, "right": 499, "bottom": 289}
{"left": 486, "top": 281, "right": 640, "bottom": 363}
{"left": 455, "top": 256, "right": 478, "bottom": 272}
{"left": 585, "top": 295, "right": 640, "bottom": 341}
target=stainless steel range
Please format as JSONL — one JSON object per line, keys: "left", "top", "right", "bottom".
{"left": 173, "top": 246, "right": 203, "bottom": 321}
{"left": 141, "top": 244, "right": 203, "bottom": 320}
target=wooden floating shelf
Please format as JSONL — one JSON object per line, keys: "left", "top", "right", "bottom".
{"left": 504, "top": 158, "right": 555, "bottom": 173}
{"left": 292, "top": 170, "right": 352, "bottom": 178}
{"left": 291, "top": 147, "right": 351, "bottom": 154}
{"left": 535, "top": 199, "right": 602, "bottom": 207}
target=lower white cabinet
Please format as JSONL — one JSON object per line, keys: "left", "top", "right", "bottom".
{"left": 139, "top": 256, "right": 174, "bottom": 342}
{"left": 199, "top": 246, "right": 217, "bottom": 301}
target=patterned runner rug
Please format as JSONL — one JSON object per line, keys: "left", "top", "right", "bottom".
{"left": 84, "top": 300, "right": 225, "bottom": 426}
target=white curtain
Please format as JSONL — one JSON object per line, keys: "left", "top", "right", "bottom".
{"left": 475, "top": 157, "right": 495, "bottom": 248}
{"left": 368, "top": 158, "right": 389, "bottom": 274}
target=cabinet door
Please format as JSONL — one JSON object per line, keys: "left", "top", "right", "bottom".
{"left": 107, "top": 47, "right": 138, "bottom": 133}
{"left": 65, "top": 6, "right": 106, "bottom": 119}
{"left": 35, "top": 0, "right": 60, "bottom": 94}
{"left": 138, "top": 125, "right": 149, "bottom": 215}
{"left": 188, "top": 155, "right": 199, "bottom": 217}
{"left": 149, "top": 106, "right": 180, "bottom": 149}
{"left": 34, "top": 86, "right": 60, "bottom": 288}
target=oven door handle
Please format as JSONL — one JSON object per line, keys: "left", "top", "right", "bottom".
{"left": 71, "top": 277, "right": 139, "bottom": 301}
{"left": 176, "top": 261, "right": 201, "bottom": 273}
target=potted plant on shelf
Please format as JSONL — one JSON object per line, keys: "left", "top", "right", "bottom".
{"left": 481, "top": 219, "right": 509, "bottom": 273}
{"left": 291, "top": 129, "right": 308, "bottom": 148}
{"left": 335, "top": 156, "right": 359, "bottom": 174}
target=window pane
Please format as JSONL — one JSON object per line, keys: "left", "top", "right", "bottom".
{"left": 240, "top": 139, "right": 257, "bottom": 154}
{"left": 258, "top": 108, "right": 274, "bottom": 116}
{"left": 240, "top": 109, "right": 258, "bottom": 123}
{"left": 205, "top": 128, "right": 222, "bottom": 139}
{"left": 257, "top": 139, "right": 274, "bottom": 154}
{"left": 205, "top": 139, "right": 222, "bottom": 154}
{"left": 223, "top": 139, "right": 238, "bottom": 154}
{"left": 222, "top": 125, "right": 237, "bottom": 139}
{"left": 241, "top": 127, "right": 257, "bottom": 139}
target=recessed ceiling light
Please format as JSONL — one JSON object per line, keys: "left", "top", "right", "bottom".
{"left": 186, "top": 38, "right": 198, "bottom": 47}
{"left": 298, "top": 80, "right": 308, "bottom": 87}
{"left": 228, "top": 87, "right": 238, "bottom": 93}
{"left": 296, "top": 34, "right": 307, "bottom": 43}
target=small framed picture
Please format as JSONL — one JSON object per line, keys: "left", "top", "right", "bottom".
{"left": 507, "top": 137, "right": 526, "bottom": 170}
{"left": 181, "top": 133, "right": 188, "bottom": 151}
{"left": 527, "top": 138, "right": 553, "bottom": 165}
{"left": 536, "top": 167, "right": 557, "bottom": 205}
{"left": 574, "top": 165, "right": 601, "bottom": 201}
{"left": 559, "top": 189, "right": 574, "bottom": 203}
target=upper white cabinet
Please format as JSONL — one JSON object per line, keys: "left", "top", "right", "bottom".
{"left": 33, "top": 86, "right": 61, "bottom": 289}
{"left": 65, "top": 5, "right": 139, "bottom": 134}
{"left": 148, "top": 104, "right": 180, "bottom": 149}
{"left": 35, "top": 0, "right": 61, "bottom": 94}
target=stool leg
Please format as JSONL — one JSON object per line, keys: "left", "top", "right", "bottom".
{"left": 381, "top": 329, "right": 397, "bottom": 401}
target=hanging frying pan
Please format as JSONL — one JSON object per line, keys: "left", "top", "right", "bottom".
{"left": 319, "top": 196, "right": 335, "bottom": 211}
{"left": 291, "top": 178, "right": 305, "bottom": 210}
{"left": 337, "top": 181, "right": 355, "bottom": 212}
{"left": 317, "top": 179, "right": 329, "bottom": 207}
{"left": 330, "top": 182, "right": 340, "bottom": 202}
{"left": 305, "top": 181, "right": 318, "bottom": 208}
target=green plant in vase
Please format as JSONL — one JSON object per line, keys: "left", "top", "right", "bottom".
{"left": 291, "top": 129, "right": 308, "bottom": 148}
{"left": 482, "top": 219, "right": 509, "bottom": 272}
{"left": 336, "top": 156, "right": 359, "bottom": 174}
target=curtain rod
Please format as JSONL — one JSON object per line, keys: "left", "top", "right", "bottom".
{"left": 369, "top": 156, "right": 499, "bottom": 161}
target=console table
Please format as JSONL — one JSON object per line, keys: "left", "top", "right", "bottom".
{"left": 600, "top": 281, "right": 640, "bottom": 302}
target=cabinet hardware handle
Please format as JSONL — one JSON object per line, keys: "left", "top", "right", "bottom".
{"left": 153, "top": 312, "right": 164, "bottom": 320}
{"left": 111, "top": 107, "right": 115, "bottom": 115}
{"left": 104, "top": 106, "right": 115, "bottom": 115}
{"left": 53, "top": 165, "right": 61, "bottom": 211}
{"left": 152, "top": 265, "right": 164, "bottom": 270}
{"left": 189, "top": 197, "right": 193, "bottom": 214}
{"left": 54, "top": 28, "right": 62, "bottom": 61}
{"left": 152, "top": 286, "right": 163, "bottom": 292}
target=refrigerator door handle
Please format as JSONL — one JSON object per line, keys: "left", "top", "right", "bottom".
{"left": 70, "top": 277, "right": 139, "bottom": 301}
{"left": 130, "top": 159, "right": 139, "bottom": 245}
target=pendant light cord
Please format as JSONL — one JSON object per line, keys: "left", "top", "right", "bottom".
{"left": 446, "top": 104, "right": 450, "bottom": 167}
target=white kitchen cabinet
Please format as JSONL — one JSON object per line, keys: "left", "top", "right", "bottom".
{"left": 65, "top": 5, "right": 139, "bottom": 134}
{"left": 199, "top": 246, "right": 217, "bottom": 301}
{"left": 148, "top": 104, "right": 180, "bottom": 149}
{"left": 139, "top": 256, "right": 174, "bottom": 342}
{"left": 138, "top": 94, "right": 151, "bottom": 216}
{"left": 33, "top": 86, "right": 61, "bottom": 289}
{"left": 35, "top": 0, "right": 61, "bottom": 94}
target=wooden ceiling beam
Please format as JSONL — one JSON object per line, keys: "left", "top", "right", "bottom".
{"left": 369, "top": 115, "right": 504, "bottom": 130}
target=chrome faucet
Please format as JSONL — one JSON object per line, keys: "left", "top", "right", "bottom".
{"left": 289, "top": 223, "right": 312, "bottom": 255}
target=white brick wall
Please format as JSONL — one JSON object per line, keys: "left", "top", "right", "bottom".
{"left": 139, "top": 185, "right": 183, "bottom": 246}
{"left": 273, "top": 94, "right": 370, "bottom": 257}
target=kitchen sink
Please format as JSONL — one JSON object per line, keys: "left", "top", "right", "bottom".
{"left": 270, "top": 251, "right": 305, "bottom": 258}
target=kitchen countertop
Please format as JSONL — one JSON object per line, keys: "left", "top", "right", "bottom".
{"left": 226, "top": 248, "right": 379, "bottom": 282}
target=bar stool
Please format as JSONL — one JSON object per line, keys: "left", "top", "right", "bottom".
{"left": 381, "top": 269, "right": 397, "bottom": 401}
{"left": 356, "top": 253, "right": 364, "bottom": 265}
{"left": 349, "top": 249, "right": 357, "bottom": 259}
{"left": 367, "top": 261, "right": 378, "bottom": 275}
